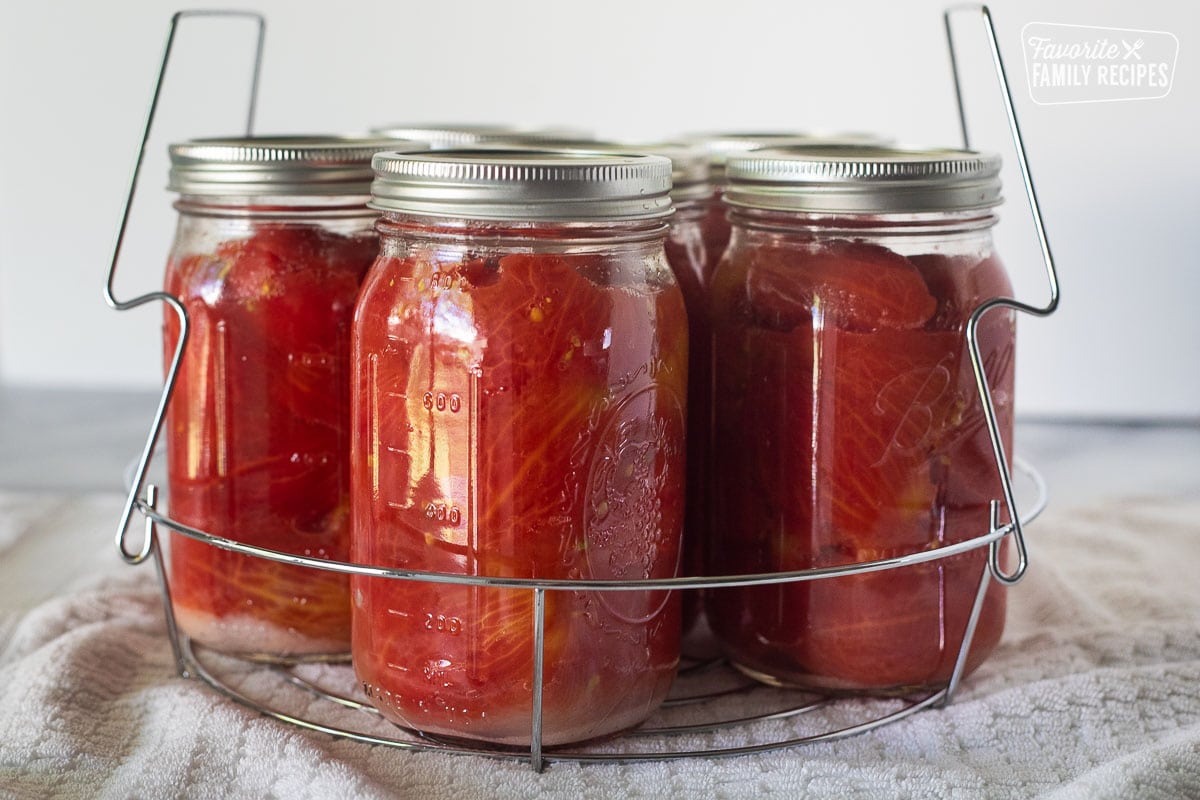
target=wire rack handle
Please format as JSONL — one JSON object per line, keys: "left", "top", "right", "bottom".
{"left": 102, "top": 10, "right": 266, "bottom": 564}
{"left": 948, "top": 4, "right": 1061, "bottom": 585}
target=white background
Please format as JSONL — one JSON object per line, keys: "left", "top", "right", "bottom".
{"left": 1, "top": 0, "right": 1196, "bottom": 419}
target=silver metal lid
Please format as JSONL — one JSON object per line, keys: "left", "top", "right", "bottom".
{"left": 604, "top": 143, "right": 709, "bottom": 203}
{"left": 577, "top": 142, "right": 710, "bottom": 203}
{"left": 168, "top": 135, "right": 419, "bottom": 196}
{"left": 724, "top": 145, "right": 1003, "bottom": 214}
{"left": 369, "top": 123, "right": 594, "bottom": 150}
{"left": 474, "top": 140, "right": 710, "bottom": 204}
{"left": 369, "top": 150, "right": 674, "bottom": 221}
{"left": 685, "top": 131, "right": 891, "bottom": 180}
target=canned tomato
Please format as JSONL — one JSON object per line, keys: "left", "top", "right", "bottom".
{"left": 351, "top": 150, "right": 687, "bottom": 746}
{"left": 708, "top": 146, "right": 1015, "bottom": 693}
{"left": 163, "top": 135, "right": 405, "bottom": 660}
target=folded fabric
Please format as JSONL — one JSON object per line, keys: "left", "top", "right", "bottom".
{"left": 1, "top": 493, "right": 1198, "bottom": 799}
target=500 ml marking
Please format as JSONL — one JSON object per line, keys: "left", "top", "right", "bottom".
{"left": 424, "top": 391, "right": 462, "bottom": 413}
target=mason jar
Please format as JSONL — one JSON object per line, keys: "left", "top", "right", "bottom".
{"left": 708, "top": 146, "right": 1015, "bottom": 693}
{"left": 351, "top": 150, "right": 687, "bottom": 746}
{"left": 163, "top": 135, "right": 406, "bottom": 661}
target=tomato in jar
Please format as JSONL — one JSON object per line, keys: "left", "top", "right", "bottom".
{"left": 708, "top": 147, "right": 1015, "bottom": 693}
{"left": 351, "top": 151, "right": 686, "bottom": 747}
{"left": 527, "top": 140, "right": 715, "bottom": 632}
{"left": 162, "top": 137, "right": 402, "bottom": 660}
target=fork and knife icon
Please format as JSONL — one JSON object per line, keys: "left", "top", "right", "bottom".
{"left": 1122, "top": 39, "right": 1145, "bottom": 60}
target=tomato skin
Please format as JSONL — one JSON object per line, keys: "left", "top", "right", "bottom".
{"left": 350, "top": 221, "right": 687, "bottom": 747}
{"left": 708, "top": 225, "right": 1015, "bottom": 693}
{"left": 164, "top": 219, "right": 376, "bottom": 659}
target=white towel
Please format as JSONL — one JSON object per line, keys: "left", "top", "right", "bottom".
{"left": 1, "top": 491, "right": 1198, "bottom": 799}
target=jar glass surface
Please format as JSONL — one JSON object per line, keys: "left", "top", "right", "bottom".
{"left": 163, "top": 197, "right": 377, "bottom": 660}
{"left": 663, "top": 199, "right": 714, "bottom": 633}
{"left": 699, "top": 187, "right": 733, "bottom": 279}
{"left": 350, "top": 213, "right": 687, "bottom": 746}
{"left": 707, "top": 206, "right": 1015, "bottom": 693}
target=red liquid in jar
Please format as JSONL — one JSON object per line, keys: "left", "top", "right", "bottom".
{"left": 708, "top": 237, "right": 1015, "bottom": 692}
{"left": 351, "top": 238, "right": 688, "bottom": 746}
{"left": 662, "top": 205, "right": 714, "bottom": 632}
{"left": 164, "top": 224, "right": 375, "bottom": 659}
{"left": 699, "top": 187, "right": 733, "bottom": 278}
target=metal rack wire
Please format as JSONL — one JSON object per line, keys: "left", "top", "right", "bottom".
{"left": 104, "top": 5, "right": 1060, "bottom": 772}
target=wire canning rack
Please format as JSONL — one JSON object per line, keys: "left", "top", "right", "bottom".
{"left": 104, "top": 5, "right": 1060, "bottom": 772}
{"left": 131, "top": 459, "right": 1047, "bottom": 770}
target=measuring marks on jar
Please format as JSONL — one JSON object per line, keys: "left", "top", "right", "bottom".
{"left": 367, "top": 351, "right": 481, "bottom": 559}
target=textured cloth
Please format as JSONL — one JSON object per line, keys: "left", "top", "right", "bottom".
{"left": 1, "top": 491, "right": 1198, "bottom": 800}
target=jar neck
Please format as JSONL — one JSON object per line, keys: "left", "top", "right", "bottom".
{"left": 174, "top": 194, "right": 374, "bottom": 220}
{"left": 671, "top": 197, "right": 707, "bottom": 223}
{"left": 376, "top": 212, "right": 670, "bottom": 248}
{"left": 726, "top": 205, "right": 998, "bottom": 238}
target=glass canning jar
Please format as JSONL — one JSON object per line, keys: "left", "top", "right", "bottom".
{"left": 652, "top": 146, "right": 713, "bottom": 633}
{"left": 351, "top": 150, "right": 687, "bottom": 747}
{"left": 708, "top": 146, "right": 1015, "bottom": 694}
{"left": 163, "top": 135, "right": 407, "bottom": 661}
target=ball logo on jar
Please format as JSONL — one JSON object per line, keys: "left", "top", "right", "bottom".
{"left": 872, "top": 353, "right": 956, "bottom": 467}
{"left": 583, "top": 383, "right": 685, "bottom": 624}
